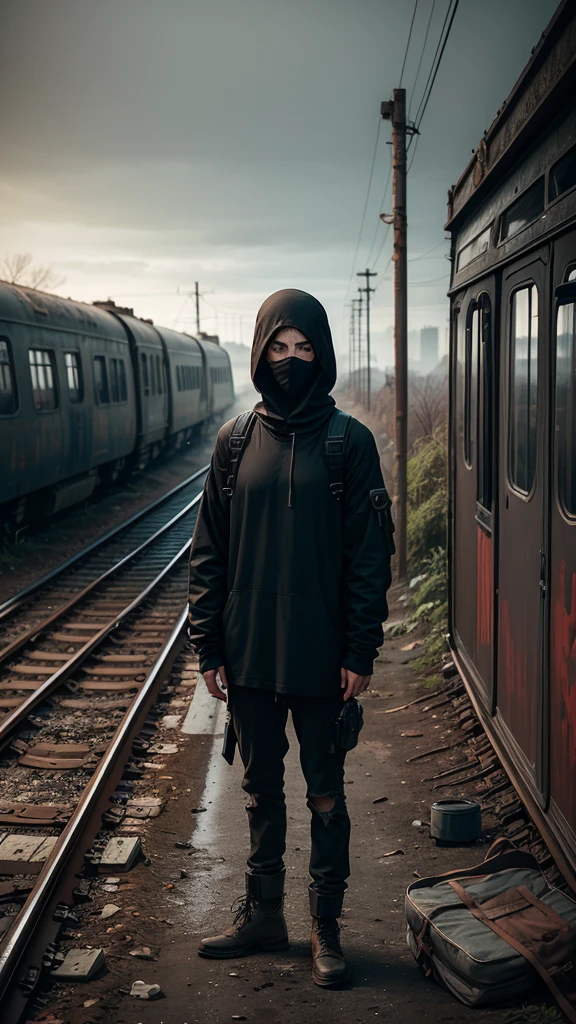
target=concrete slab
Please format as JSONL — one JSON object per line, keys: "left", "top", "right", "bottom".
{"left": 181, "top": 675, "right": 227, "bottom": 736}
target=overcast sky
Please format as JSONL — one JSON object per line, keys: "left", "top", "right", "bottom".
{"left": 0, "top": 0, "right": 558, "bottom": 370}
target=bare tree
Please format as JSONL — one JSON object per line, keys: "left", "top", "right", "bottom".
{"left": 409, "top": 372, "right": 448, "bottom": 444}
{"left": 2, "top": 252, "right": 65, "bottom": 292}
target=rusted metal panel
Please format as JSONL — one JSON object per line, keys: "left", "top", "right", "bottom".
{"left": 446, "top": 0, "right": 576, "bottom": 231}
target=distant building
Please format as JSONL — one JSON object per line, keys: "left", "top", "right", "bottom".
{"left": 420, "top": 325, "right": 439, "bottom": 373}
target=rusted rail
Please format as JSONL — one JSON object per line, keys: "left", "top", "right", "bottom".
{"left": 0, "top": 604, "right": 189, "bottom": 1023}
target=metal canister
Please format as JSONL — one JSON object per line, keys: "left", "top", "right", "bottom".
{"left": 430, "top": 798, "right": 482, "bottom": 843}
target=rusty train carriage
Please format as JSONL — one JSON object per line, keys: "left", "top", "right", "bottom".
{"left": 447, "top": 0, "right": 576, "bottom": 882}
{"left": 0, "top": 287, "right": 234, "bottom": 524}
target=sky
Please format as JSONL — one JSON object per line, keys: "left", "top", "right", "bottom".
{"left": 0, "top": 0, "right": 559, "bottom": 373}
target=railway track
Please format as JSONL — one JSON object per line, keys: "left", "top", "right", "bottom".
{"left": 0, "top": 464, "right": 209, "bottom": 647}
{"left": 0, "top": 472, "right": 208, "bottom": 1022}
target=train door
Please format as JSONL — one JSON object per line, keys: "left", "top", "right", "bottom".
{"left": 497, "top": 248, "right": 549, "bottom": 789}
{"left": 451, "top": 275, "right": 497, "bottom": 707}
{"left": 548, "top": 231, "right": 576, "bottom": 839}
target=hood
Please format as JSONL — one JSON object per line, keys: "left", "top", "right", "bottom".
{"left": 251, "top": 289, "right": 337, "bottom": 434}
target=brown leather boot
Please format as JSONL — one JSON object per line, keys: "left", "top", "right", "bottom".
{"left": 311, "top": 916, "right": 350, "bottom": 987}
{"left": 198, "top": 871, "right": 289, "bottom": 959}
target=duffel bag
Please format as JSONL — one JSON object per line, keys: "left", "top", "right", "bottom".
{"left": 405, "top": 838, "right": 576, "bottom": 1021}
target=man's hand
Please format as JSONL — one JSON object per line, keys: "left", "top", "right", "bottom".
{"left": 203, "top": 665, "right": 228, "bottom": 701}
{"left": 340, "top": 667, "right": 371, "bottom": 701}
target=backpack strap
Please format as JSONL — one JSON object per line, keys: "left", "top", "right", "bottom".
{"left": 222, "top": 411, "right": 256, "bottom": 499}
{"left": 325, "top": 409, "right": 351, "bottom": 501}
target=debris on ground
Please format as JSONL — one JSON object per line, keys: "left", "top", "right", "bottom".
{"left": 51, "top": 948, "right": 105, "bottom": 979}
{"left": 100, "top": 904, "right": 121, "bottom": 919}
{"left": 129, "top": 980, "right": 163, "bottom": 999}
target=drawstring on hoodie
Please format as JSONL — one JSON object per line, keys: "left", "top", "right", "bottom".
{"left": 288, "top": 432, "right": 295, "bottom": 508}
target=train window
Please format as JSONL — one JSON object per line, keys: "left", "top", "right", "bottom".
{"left": 477, "top": 295, "right": 493, "bottom": 510}
{"left": 176, "top": 366, "right": 181, "bottom": 391}
{"left": 464, "top": 304, "right": 479, "bottom": 468}
{"left": 156, "top": 356, "right": 163, "bottom": 394}
{"left": 93, "top": 356, "right": 110, "bottom": 405}
{"left": 0, "top": 339, "right": 17, "bottom": 415}
{"left": 29, "top": 349, "right": 58, "bottom": 411}
{"left": 109, "top": 358, "right": 120, "bottom": 403}
{"left": 119, "top": 359, "right": 127, "bottom": 401}
{"left": 457, "top": 225, "right": 492, "bottom": 271}
{"left": 456, "top": 309, "right": 466, "bottom": 458}
{"left": 500, "top": 178, "right": 545, "bottom": 241}
{"left": 556, "top": 300, "right": 576, "bottom": 517}
{"left": 141, "top": 353, "right": 149, "bottom": 397}
{"left": 509, "top": 285, "right": 539, "bottom": 494}
{"left": 567, "top": 267, "right": 576, "bottom": 282}
{"left": 64, "top": 352, "right": 82, "bottom": 403}
{"left": 549, "top": 144, "right": 576, "bottom": 203}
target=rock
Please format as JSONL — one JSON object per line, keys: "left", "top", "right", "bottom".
{"left": 129, "top": 947, "right": 156, "bottom": 960}
{"left": 160, "top": 715, "right": 182, "bottom": 729}
{"left": 372, "top": 796, "right": 388, "bottom": 804}
{"left": 191, "top": 807, "right": 207, "bottom": 814}
{"left": 101, "top": 904, "right": 121, "bottom": 919}
{"left": 129, "top": 980, "right": 163, "bottom": 1000}
{"left": 83, "top": 998, "right": 100, "bottom": 1008}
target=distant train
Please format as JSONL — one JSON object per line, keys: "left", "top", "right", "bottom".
{"left": 447, "top": 1, "right": 576, "bottom": 882}
{"left": 0, "top": 284, "right": 234, "bottom": 525}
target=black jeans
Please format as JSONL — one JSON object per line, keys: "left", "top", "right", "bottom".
{"left": 229, "top": 683, "right": 351, "bottom": 918}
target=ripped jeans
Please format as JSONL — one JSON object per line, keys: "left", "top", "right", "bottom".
{"left": 229, "top": 684, "right": 351, "bottom": 918}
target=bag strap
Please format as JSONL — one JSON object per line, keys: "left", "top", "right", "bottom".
{"left": 325, "top": 409, "right": 351, "bottom": 501}
{"left": 222, "top": 411, "right": 256, "bottom": 499}
{"left": 449, "top": 879, "right": 576, "bottom": 1023}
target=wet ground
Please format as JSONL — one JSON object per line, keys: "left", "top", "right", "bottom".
{"left": 42, "top": 584, "right": 552, "bottom": 1024}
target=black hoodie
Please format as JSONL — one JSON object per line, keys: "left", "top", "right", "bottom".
{"left": 188, "top": 289, "right": 392, "bottom": 696}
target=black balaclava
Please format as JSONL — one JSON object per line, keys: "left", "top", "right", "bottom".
{"left": 251, "top": 289, "right": 337, "bottom": 435}
{"left": 268, "top": 353, "right": 317, "bottom": 395}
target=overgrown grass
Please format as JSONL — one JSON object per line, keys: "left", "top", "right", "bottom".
{"left": 504, "top": 1005, "right": 563, "bottom": 1024}
{"left": 405, "top": 427, "right": 449, "bottom": 678}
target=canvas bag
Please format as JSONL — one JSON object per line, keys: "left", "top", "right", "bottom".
{"left": 405, "top": 838, "right": 576, "bottom": 1020}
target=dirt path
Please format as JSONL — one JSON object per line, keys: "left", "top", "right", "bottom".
{"left": 44, "top": 586, "right": 552, "bottom": 1024}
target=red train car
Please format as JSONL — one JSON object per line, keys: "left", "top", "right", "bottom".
{"left": 446, "top": 0, "right": 576, "bottom": 882}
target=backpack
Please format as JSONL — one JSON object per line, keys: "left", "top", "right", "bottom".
{"left": 221, "top": 408, "right": 348, "bottom": 503}
{"left": 221, "top": 408, "right": 395, "bottom": 552}
{"left": 405, "top": 837, "right": 576, "bottom": 1020}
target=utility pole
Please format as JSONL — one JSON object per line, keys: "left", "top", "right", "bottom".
{"left": 357, "top": 268, "right": 377, "bottom": 410}
{"left": 356, "top": 289, "right": 363, "bottom": 404}
{"left": 194, "top": 281, "right": 201, "bottom": 334}
{"left": 381, "top": 87, "right": 410, "bottom": 579}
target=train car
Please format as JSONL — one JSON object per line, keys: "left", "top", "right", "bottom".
{"left": 155, "top": 326, "right": 209, "bottom": 446}
{"left": 0, "top": 283, "right": 137, "bottom": 521}
{"left": 106, "top": 310, "right": 170, "bottom": 464}
{"left": 446, "top": 0, "right": 576, "bottom": 882}
{"left": 0, "top": 286, "right": 234, "bottom": 525}
{"left": 197, "top": 335, "right": 235, "bottom": 418}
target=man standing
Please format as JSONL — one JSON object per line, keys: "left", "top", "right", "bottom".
{"left": 188, "top": 289, "right": 392, "bottom": 987}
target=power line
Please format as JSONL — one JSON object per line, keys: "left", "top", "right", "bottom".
{"left": 412, "top": 0, "right": 459, "bottom": 132}
{"left": 407, "top": 0, "right": 437, "bottom": 119}
{"left": 365, "top": 150, "right": 393, "bottom": 268}
{"left": 414, "top": 0, "right": 460, "bottom": 130}
{"left": 343, "top": 118, "right": 382, "bottom": 301}
{"left": 399, "top": 0, "right": 420, "bottom": 88}
{"left": 408, "top": 239, "right": 449, "bottom": 262}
